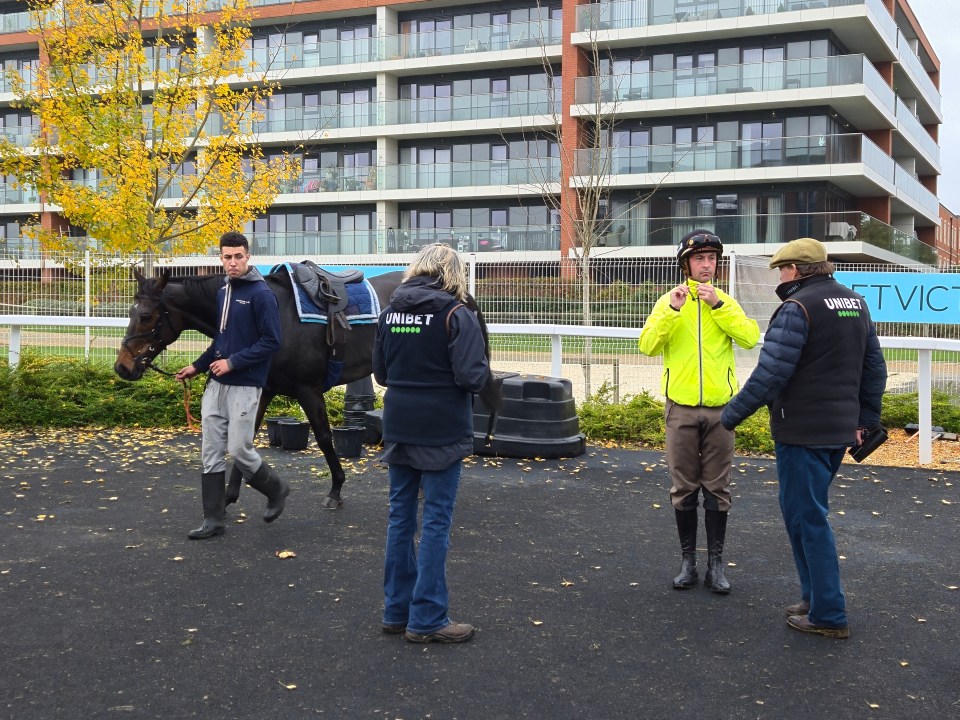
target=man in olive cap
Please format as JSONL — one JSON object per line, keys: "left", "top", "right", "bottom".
{"left": 721, "top": 238, "right": 887, "bottom": 639}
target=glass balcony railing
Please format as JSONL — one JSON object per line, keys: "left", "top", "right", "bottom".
{"left": 248, "top": 230, "right": 378, "bottom": 256}
{"left": 383, "top": 158, "right": 561, "bottom": 190}
{"left": 895, "top": 98, "right": 939, "bottom": 163}
{"left": 386, "top": 88, "right": 559, "bottom": 125}
{"left": 0, "top": 124, "right": 40, "bottom": 148}
{"left": 280, "top": 168, "right": 378, "bottom": 194}
{"left": 0, "top": 213, "right": 936, "bottom": 262}
{"left": 575, "top": 133, "right": 892, "bottom": 177}
{"left": 894, "top": 164, "right": 939, "bottom": 219}
{"left": 245, "top": 18, "right": 563, "bottom": 72}
{"left": 0, "top": 67, "right": 33, "bottom": 94}
{"left": 253, "top": 103, "right": 378, "bottom": 133}
{"left": 0, "top": 9, "right": 31, "bottom": 34}
{"left": 895, "top": 29, "right": 942, "bottom": 116}
{"left": 382, "top": 225, "right": 556, "bottom": 253}
{"left": 577, "top": 0, "right": 893, "bottom": 44}
{"left": 250, "top": 89, "right": 559, "bottom": 134}
{"left": 246, "top": 37, "right": 376, "bottom": 72}
{"left": 0, "top": 182, "right": 40, "bottom": 204}
{"left": 381, "top": 18, "right": 562, "bottom": 61}
{"left": 580, "top": 210, "right": 936, "bottom": 264}
{"left": 576, "top": 54, "right": 894, "bottom": 114}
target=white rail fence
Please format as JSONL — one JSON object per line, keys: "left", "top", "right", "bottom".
{"left": 0, "top": 315, "right": 954, "bottom": 465}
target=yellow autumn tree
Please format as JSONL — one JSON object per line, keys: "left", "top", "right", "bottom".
{"left": 0, "top": 0, "right": 300, "bottom": 255}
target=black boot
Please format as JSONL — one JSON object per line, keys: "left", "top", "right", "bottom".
{"left": 704, "top": 509, "right": 731, "bottom": 594}
{"left": 188, "top": 472, "right": 226, "bottom": 540}
{"left": 225, "top": 466, "right": 243, "bottom": 507}
{"left": 246, "top": 461, "right": 289, "bottom": 523}
{"left": 672, "top": 508, "right": 699, "bottom": 589}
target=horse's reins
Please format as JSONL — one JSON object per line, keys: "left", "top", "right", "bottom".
{"left": 120, "top": 300, "right": 199, "bottom": 432}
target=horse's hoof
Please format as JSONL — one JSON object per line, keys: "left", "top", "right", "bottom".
{"left": 323, "top": 496, "right": 344, "bottom": 510}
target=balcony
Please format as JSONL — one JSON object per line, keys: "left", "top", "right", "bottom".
{"left": 0, "top": 182, "right": 39, "bottom": 205}
{"left": 894, "top": 97, "right": 939, "bottom": 171}
{"left": 245, "top": 18, "right": 562, "bottom": 75}
{"left": 246, "top": 37, "right": 376, "bottom": 73}
{"left": 247, "top": 89, "right": 559, "bottom": 140}
{"left": 0, "top": 9, "right": 31, "bottom": 35}
{"left": 380, "top": 18, "right": 562, "bottom": 62}
{"left": 894, "top": 28, "right": 942, "bottom": 121}
{"left": 382, "top": 158, "right": 561, "bottom": 193}
{"left": 0, "top": 123, "right": 40, "bottom": 148}
{"left": 385, "top": 88, "right": 559, "bottom": 127}
{"left": 245, "top": 225, "right": 557, "bottom": 256}
{"left": 575, "top": 0, "right": 899, "bottom": 60}
{"left": 573, "top": 133, "right": 937, "bottom": 221}
{"left": 574, "top": 54, "right": 896, "bottom": 127}
{"left": 580, "top": 210, "right": 937, "bottom": 264}
{"left": 281, "top": 167, "right": 378, "bottom": 195}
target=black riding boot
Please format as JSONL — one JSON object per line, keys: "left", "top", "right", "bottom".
{"left": 704, "top": 509, "right": 731, "bottom": 594}
{"left": 188, "top": 472, "right": 226, "bottom": 540}
{"left": 246, "top": 461, "right": 289, "bottom": 523}
{"left": 672, "top": 508, "right": 699, "bottom": 589}
{"left": 225, "top": 466, "right": 243, "bottom": 507}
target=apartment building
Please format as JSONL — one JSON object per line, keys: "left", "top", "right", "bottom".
{"left": 0, "top": 0, "right": 944, "bottom": 266}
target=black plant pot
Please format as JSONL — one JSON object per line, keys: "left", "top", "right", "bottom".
{"left": 279, "top": 420, "right": 311, "bottom": 451}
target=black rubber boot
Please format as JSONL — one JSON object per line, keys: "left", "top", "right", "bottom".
{"left": 246, "top": 461, "right": 289, "bottom": 523}
{"left": 188, "top": 472, "right": 226, "bottom": 540}
{"left": 225, "top": 466, "right": 243, "bottom": 507}
{"left": 672, "top": 508, "right": 699, "bottom": 589}
{"left": 704, "top": 509, "right": 731, "bottom": 594}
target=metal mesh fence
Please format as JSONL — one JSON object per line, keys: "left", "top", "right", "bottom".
{"left": 1, "top": 251, "right": 958, "bottom": 401}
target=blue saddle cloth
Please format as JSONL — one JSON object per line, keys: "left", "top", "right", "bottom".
{"left": 276, "top": 263, "right": 382, "bottom": 324}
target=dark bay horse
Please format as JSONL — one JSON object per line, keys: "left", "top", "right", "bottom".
{"left": 115, "top": 267, "right": 499, "bottom": 510}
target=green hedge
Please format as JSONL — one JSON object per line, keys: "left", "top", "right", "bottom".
{"left": 2, "top": 356, "right": 950, "bottom": 457}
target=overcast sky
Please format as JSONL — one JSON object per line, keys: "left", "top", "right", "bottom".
{"left": 904, "top": 0, "right": 958, "bottom": 211}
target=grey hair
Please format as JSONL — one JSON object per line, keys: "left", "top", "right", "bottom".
{"left": 403, "top": 243, "right": 468, "bottom": 300}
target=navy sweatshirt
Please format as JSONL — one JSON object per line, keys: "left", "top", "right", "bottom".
{"left": 193, "top": 267, "right": 282, "bottom": 388}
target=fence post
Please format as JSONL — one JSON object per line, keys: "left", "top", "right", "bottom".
{"left": 551, "top": 333, "right": 562, "bottom": 378}
{"left": 9, "top": 325, "right": 21, "bottom": 368}
{"left": 84, "top": 250, "right": 91, "bottom": 359}
{"left": 918, "top": 348, "right": 932, "bottom": 465}
{"left": 468, "top": 253, "right": 477, "bottom": 297}
{"left": 728, "top": 249, "right": 737, "bottom": 299}
{"left": 613, "top": 358, "right": 620, "bottom": 404}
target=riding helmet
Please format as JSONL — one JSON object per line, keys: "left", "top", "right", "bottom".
{"left": 676, "top": 229, "right": 723, "bottom": 271}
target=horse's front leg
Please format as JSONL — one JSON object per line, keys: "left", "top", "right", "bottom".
{"left": 298, "top": 386, "right": 345, "bottom": 510}
{"left": 225, "top": 389, "right": 274, "bottom": 507}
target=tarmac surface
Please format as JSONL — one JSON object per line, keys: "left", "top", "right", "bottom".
{"left": 1, "top": 428, "right": 958, "bottom": 720}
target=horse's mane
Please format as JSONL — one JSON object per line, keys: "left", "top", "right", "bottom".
{"left": 166, "top": 274, "right": 225, "bottom": 304}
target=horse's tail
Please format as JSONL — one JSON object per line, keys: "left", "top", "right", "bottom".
{"left": 465, "top": 293, "right": 502, "bottom": 446}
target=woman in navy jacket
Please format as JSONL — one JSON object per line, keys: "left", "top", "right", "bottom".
{"left": 373, "top": 243, "right": 491, "bottom": 644}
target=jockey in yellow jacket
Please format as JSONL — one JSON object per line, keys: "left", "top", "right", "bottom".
{"left": 639, "top": 230, "right": 759, "bottom": 594}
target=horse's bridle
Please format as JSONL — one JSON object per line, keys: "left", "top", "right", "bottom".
{"left": 120, "top": 297, "right": 178, "bottom": 376}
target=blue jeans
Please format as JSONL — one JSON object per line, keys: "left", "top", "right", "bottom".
{"left": 775, "top": 443, "right": 848, "bottom": 628}
{"left": 383, "top": 461, "right": 461, "bottom": 634}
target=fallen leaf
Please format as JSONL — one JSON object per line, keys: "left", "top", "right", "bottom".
{"left": 899, "top": 661, "right": 909, "bottom": 667}
{"left": 560, "top": 580, "right": 574, "bottom": 587}
{"left": 530, "top": 619, "right": 544, "bottom": 626}
{"left": 276, "top": 550, "right": 297, "bottom": 559}
{"left": 278, "top": 681, "right": 297, "bottom": 690}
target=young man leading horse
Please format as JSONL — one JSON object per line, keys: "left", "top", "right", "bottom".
{"left": 175, "top": 231, "right": 289, "bottom": 539}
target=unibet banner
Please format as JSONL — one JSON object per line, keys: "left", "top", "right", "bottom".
{"left": 834, "top": 272, "right": 960, "bottom": 324}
